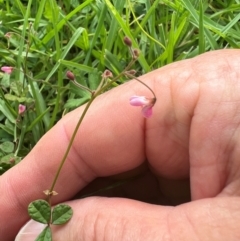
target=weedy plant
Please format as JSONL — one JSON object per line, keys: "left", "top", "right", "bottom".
{"left": 2, "top": 35, "right": 157, "bottom": 240}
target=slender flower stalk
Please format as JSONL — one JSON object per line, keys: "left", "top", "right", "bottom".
{"left": 124, "top": 72, "right": 156, "bottom": 98}
{"left": 28, "top": 36, "right": 157, "bottom": 240}
{"left": 46, "top": 45, "right": 139, "bottom": 202}
{"left": 123, "top": 36, "right": 132, "bottom": 47}
{"left": 47, "top": 95, "right": 96, "bottom": 198}
{"left": 66, "top": 70, "right": 93, "bottom": 93}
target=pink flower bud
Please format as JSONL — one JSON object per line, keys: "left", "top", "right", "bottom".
{"left": 66, "top": 71, "right": 75, "bottom": 81}
{"left": 125, "top": 69, "right": 137, "bottom": 76}
{"left": 129, "top": 95, "right": 156, "bottom": 118}
{"left": 1, "top": 66, "right": 14, "bottom": 74}
{"left": 123, "top": 36, "right": 132, "bottom": 47}
{"left": 102, "top": 69, "right": 113, "bottom": 78}
{"left": 132, "top": 49, "right": 140, "bottom": 59}
{"left": 18, "top": 104, "right": 26, "bottom": 115}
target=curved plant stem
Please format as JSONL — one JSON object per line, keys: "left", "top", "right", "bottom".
{"left": 45, "top": 44, "right": 159, "bottom": 206}
{"left": 46, "top": 55, "right": 138, "bottom": 202}
{"left": 124, "top": 72, "right": 156, "bottom": 99}
{"left": 47, "top": 94, "right": 96, "bottom": 195}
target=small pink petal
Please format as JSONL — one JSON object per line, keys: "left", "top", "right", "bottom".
{"left": 1, "top": 66, "right": 14, "bottom": 74}
{"left": 18, "top": 104, "right": 26, "bottom": 115}
{"left": 142, "top": 105, "right": 153, "bottom": 118}
{"left": 129, "top": 96, "right": 149, "bottom": 106}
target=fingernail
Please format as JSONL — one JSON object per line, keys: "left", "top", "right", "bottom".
{"left": 15, "top": 220, "right": 46, "bottom": 241}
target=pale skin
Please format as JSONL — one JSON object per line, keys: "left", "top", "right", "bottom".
{"left": 1, "top": 49, "right": 240, "bottom": 240}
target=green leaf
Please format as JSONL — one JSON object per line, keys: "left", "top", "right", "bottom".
{"left": 0, "top": 141, "right": 14, "bottom": 153}
{"left": 51, "top": 204, "right": 73, "bottom": 225}
{"left": 64, "top": 97, "right": 90, "bottom": 109}
{"left": 35, "top": 226, "right": 52, "bottom": 241}
{"left": 14, "top": 0, "right": 26, "bottom": 16}
{"left": 1, "top": 153, "right": 21, "bottom": 163}
{"left": 34, "top": 0, "right": 47, "bottom": 30}
{"left": 0, "top": 123, "right": 14, "bottom": 136}
{"left": 10, "top": 81, "right": 23, "bottom": 96}
{"left": 198, "top": 0, "right": 205, "bottom": 54}
{"left": 105, "top": 0, "right": 150, "bottom": 72}
{"left": 28, "top": 200, "right": 51, "bottom": 224}
{"left": 59, "top": 60, "right": 94, "bottom": 73}
{"left": 26, "top": 107, "right": 50, "bottom": 132}
{"left": 4, "top": 94, "right": 33, "bottom": 103}
{"left": 0, "top": 99, "right": 17, "bottom": 123}
{"left": 74, "top": 28, "right": 89, "bottom": 50}
{"left": 1, "top": 74, "right": 10, "bottom": 88}
{"left": 44, "top": 1, "right": 59, "bottom": 22}
{"left": 45, "top": 27, "right": 88, "bottom": 82}
{"left": 41, "top": 0, "right": 94, "bottom": 45}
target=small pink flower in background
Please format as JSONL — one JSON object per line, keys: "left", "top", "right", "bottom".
{"left": 18, "top": 104, "right": 26, "bottom": 115}
{"left": 102, "top": 69, "right": 113, "bottom": 78}
{"left": 132, "top": 49, "right": 140, "bottom": 59}
{"left": 123, "top": 36, "right": 132, "bottom": 47}
{"left": 4, "top": 32, "right": 11, "bottom": 39}
{"left": 1, "top": 66, "right": 14, "bottom": 74}
{"left": 66, "top": 70, "right": 75, "bottom": 81}
{"left": 129, "top": 95, "right": 156, "bottom": 118}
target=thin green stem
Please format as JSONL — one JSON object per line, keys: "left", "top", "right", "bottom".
{"left": 14, "top": 115, "right": 28, "bottom": 156}
{"left": 22, "top": 23, "right": 33, "bottom": 90}
{"left": 45, "top": 41, "right": 159, "bottom": 206}
{"left": 72, "top": 80, "right": 93, "bottom": 93}
{"left": 124, "top": 72, "right": 156, "bottom": 99}
{"left": 48, "top": 95, "right": 95, "bottom": 194}
{"left": 100, "top": 56, "right": 136, "bottom": 93}
{"left": 47, "top": 51, "right": 138, "bottom": 199}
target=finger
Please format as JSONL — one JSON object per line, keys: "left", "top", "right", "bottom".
{"left": 188, "top": 50, "right": 240, "bottom": 199}
{"left": 15, "top": 197, "right": 172, "bottom": 241}
{"left": 142, "top": 50, "right": 240, "bottom": 199}
{"left": 16, "top": 196, "right": 240, "bottom": 241}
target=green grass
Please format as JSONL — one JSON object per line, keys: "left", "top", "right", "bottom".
{"left": 0, "top": 0, "right": 239, "bottom": 174}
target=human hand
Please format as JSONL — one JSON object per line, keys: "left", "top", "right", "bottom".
{"left": 1, "top": 49, "right": 240, "bottom": 241}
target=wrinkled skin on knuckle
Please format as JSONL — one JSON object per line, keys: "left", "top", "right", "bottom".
{"left": 190, "top": 52, "right": 240, "bottom": 197}
{"left": 169, "top": 198, "right": 240, "bottom": 241}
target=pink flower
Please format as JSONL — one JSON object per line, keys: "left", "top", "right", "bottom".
{"left": 18, "top": 104, "right": 26, "bottom": 115}
{"left": 129, "top": 96, "right": 156, "bottom": 118}
{"left": 1, "top": 66, "right": 14, "bottom": 74}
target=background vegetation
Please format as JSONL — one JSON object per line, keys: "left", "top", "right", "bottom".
{"left": 0, "top": 0, "right": 239, "bottom": 174}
